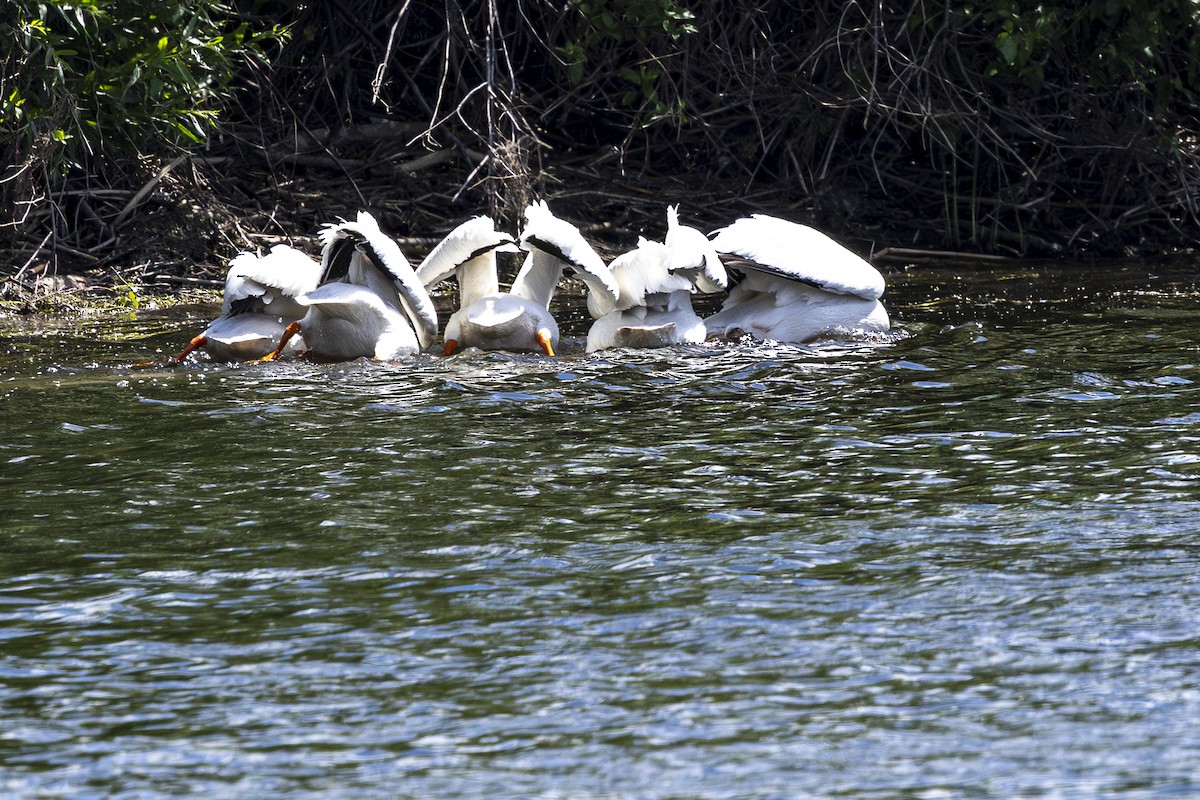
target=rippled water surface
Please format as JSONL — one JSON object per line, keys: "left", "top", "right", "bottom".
{"left": 3, "top": 259, "right": 1200, "bottom": 798}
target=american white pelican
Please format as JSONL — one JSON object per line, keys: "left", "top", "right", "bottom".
{"left": 318, "top": 211, "right": 439, "bottom": 348}
{"left": 269, "top": 282, "right": 423, "bottom": 361}
{"left": 265, "top": 211, "right": 439, "bottom": 362}
{"left": 586, "top": 206, "right": 727, "bottom": 352}
{"left": 705, "top": 214, "right": 889, "bottom": 343}
{"left": 415, "top": 216, "right": 557, "bottom": 356}
{"left": 585, "top": 237, "right": 705, "bottom": 352}
{"left": 513, "top": 200, "right": 619, "bottom": 315}
{"left": 171, "top": 244, "right": 321, "bottom": 363}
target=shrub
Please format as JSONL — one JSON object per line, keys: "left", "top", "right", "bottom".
{"left": 1, "top": 0, "right": 282, "bottom": 225}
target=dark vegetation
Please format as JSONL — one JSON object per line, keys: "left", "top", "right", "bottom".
{"left": 3, "top": 0, "right": 1198, "bottom": 305}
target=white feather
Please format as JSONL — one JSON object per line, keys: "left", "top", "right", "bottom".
{"left": 709, "top": 214, "right": 884, "bottom": 300}
{"left": 588, "top": 237, "right": 692, "bottom": 317}
{"left": 293, "top": 282, "right": 420, "bottom": 361}
{"left": 664, "top": 205, "right": 727, "bottom": 294}
{"left": 222, "top": 245, "right": 322, "bottom": 318}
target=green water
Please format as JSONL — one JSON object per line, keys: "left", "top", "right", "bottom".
{"left": 2, "top": 259, "right": 1200, "bottom": 797}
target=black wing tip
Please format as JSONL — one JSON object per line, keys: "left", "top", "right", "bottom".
{"left": 321, "top": 236, "right": 359, "bottom": 284}
{"left": 720, "top": 255, "right": 826, "bottom": 291}
{"left": 226, "top": 295, "right": 259, "bottom": 316}
{"left": 524, "top": 235, "right": 571, "bottom": 265}
{"left": 463, "top": 240, "right": 510, "bottom": 266}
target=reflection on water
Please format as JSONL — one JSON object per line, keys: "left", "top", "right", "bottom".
{"left": 2, "top": 259, "right": 1200, "bottom": 797}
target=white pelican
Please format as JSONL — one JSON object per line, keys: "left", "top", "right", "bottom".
{"left": 271, "top": 282, "right": 424, "bottom": 361}
{"left": 171, "top": 244, "right": 321, "bottom": 363}
{"left": 264, "top": 211, "right": 439, "bottom": 362}
{"left": 586, "top": 206, "right": 727, "bottom": 352}
{"left": 585, "top": 237, "right": 705, "bottom": 352}
{"left": 705, "top": 214, "right": 889, "bottom": 343}
{"left": 513, "top": 200, "right": 619, "bottom": 317}
{"left": 415, "top": 216, "right": 557, "bottom": 356}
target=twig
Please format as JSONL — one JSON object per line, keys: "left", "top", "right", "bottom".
{"left": 152, "top": 274, "right": 224, "bottom": 287}
{"left": 113, "top": 155, "right": 188, "bottom": 229}
{"left": 18, "top": 233, "right": 102, "bottom": 264}
{"left": 13, "top": 231, "right": 53, "bottom": 282}
{"left": 394, "top": 148, "right": 457, "bottom": 173}
{"left": 872, "top": 246, "right": 1024, "bottom": 264}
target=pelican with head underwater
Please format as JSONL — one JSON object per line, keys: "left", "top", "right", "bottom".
{"left": 584, "top": 205, "right": 728, "bottom": 352}
{"left": 415, "top": 214, "right": 553, "bottom": 357}
{"left": 263, "top": 210, "right": 439, "bottom": 362}
{"left": 169, "top": 244, "right": 322, "bottom": 364}
{"left": 704, "top": 213, "right": 890, "bottom": 344}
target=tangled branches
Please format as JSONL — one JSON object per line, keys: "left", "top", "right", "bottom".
{"left": 4, "top": 0, "right": 1199, "bottom": 302}
{"left": 663, "top": 2, "right": 1200, "bottom": 254}
{"left": 189, "top": 0, "right": 1200, "bottom": 256}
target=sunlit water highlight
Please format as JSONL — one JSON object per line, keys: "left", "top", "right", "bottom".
{"left": 2, "top": 260, "right": 1200, "bottom": 797}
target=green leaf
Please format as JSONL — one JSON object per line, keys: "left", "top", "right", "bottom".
{"left": 174, "top": 120, "right": 201, "bottom": 143}
{"left": 996, "top": 34, "right": 1018, "bottom": 65}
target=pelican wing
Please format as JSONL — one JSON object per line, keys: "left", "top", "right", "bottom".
{"left": 298, "top": 281, "right": 390, "bottom": 313}
{"left": 709, "top": 214, "right": 884, "bottom": 300}
{"left": 590, "top": 237, "right": 692, "bottom": 317}
{"left": 319, "top": 211, "right": 439, "bottom": 349}
{"left": 664, "top": 205, "right": 727, "bottom": 294}
{"left": 223, "top": 245, "right": 322, "bottom": 317}
{"left": 415, "top": 216, "right": 517, "bottom": 288}
{"left": 518, "top": 200, "right": 619, "bottom": 307}
{"left": 317, "top": 219, "right": 359, "bottom": 285}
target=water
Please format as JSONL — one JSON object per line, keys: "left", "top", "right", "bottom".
{"left": 2, "top": 259, "right": 1200, "bottom": 798}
